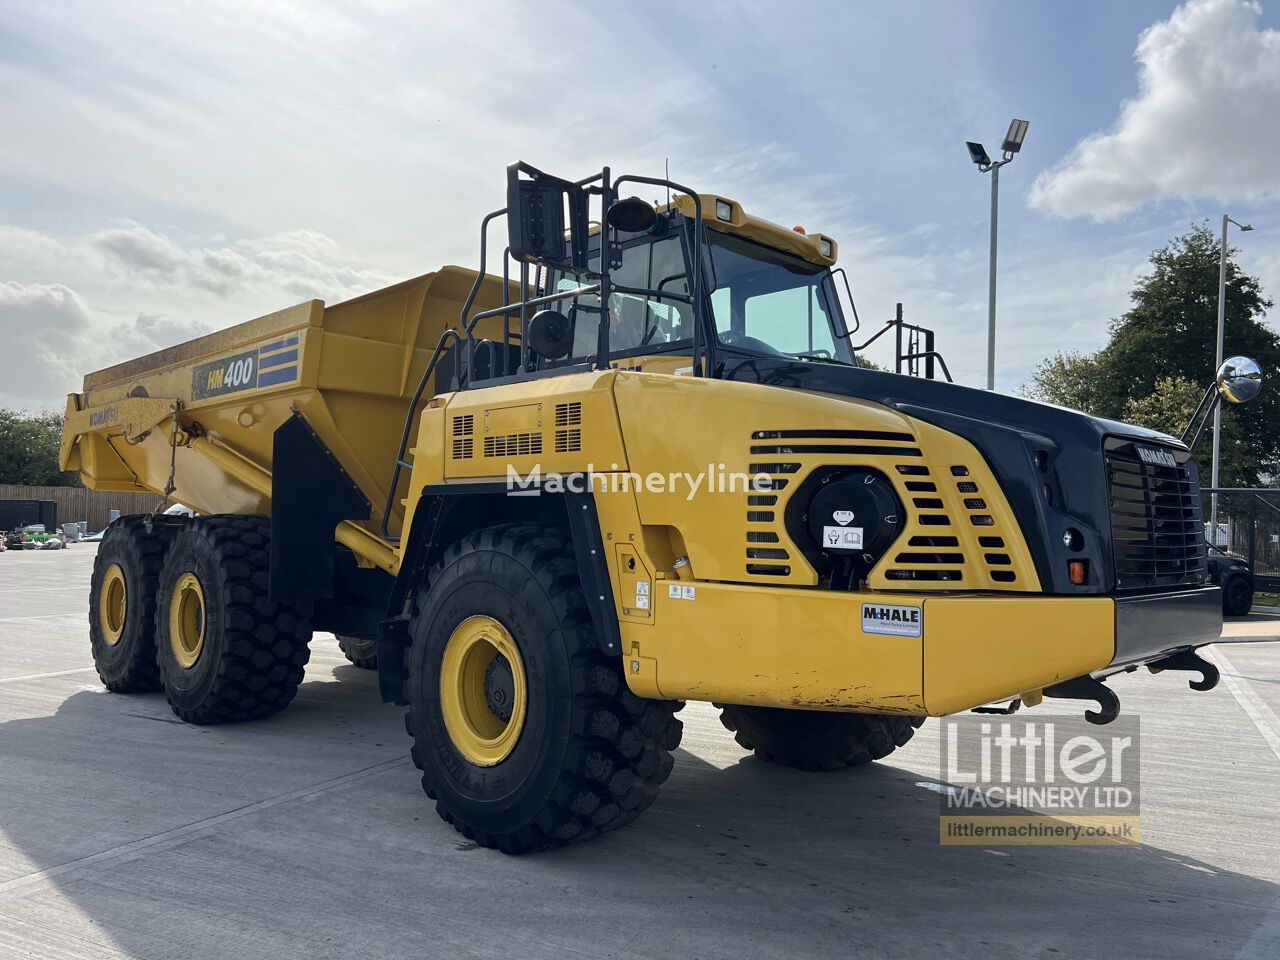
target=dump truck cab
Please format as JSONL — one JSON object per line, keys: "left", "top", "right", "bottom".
{"left": 61, "top": 160, "right": 1264, "bottom": 854}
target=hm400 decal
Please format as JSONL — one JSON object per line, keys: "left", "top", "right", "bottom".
{"left": 191, "top": 337, "right": 300, "bottom": 400}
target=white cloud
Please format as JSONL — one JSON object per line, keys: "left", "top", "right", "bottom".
{"left": 4, "top": 0, "right": 1268, "bottom": 403}
{"left": 0, "top": 281, "right": 92, "bottom": 409}
{"left": 0, "top": 222, "right": 396, "bottom": 410}
{"left": 1030, "top": 0, "right": 1280, "bottom": 220}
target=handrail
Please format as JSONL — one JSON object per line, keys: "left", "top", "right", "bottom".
{"left": 470, "top": 283, "right": 602, "bottom": 322}
{"left": 900, "top": 350, "right": 953, "bottom": 382}
{"left": 382, "top": 205, "right": 510, "bottom": 542}
{"left": 379, "top": 327, "right": 462, "bottom": 542}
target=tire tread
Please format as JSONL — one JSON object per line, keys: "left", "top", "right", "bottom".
{"left": 88, "top": 516, "right": 172, "bottom": 693}
{"left": 717, "top": 703, "right": 924, "bottom": 771}
{"left": 157, "top": 515, "right": 311, "bottom": 723}
{"left": 406, "top": 523, "right": 682, "bottom": 853}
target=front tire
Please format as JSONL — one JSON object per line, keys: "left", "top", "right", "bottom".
{"left": 718, "top": 704, "right": 924, "bottom": 771}
{"left": 88, "top": 517, "right": 173, "bottom": 693}
{"left": 154, "top": 515, "right": 312, "bottom": 723}
{"left": 405, "top": 524, "right": 683, "bottom": 853}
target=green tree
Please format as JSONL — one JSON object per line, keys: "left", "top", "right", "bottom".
{"left": 1121, "top": 375, "right": 1203, "bottom": 437}
{"left": 1023, "top": 350, "right": 1108, "bottom": 411}
{"left": 0, "top": 409, "right": 81, "bottom": 486}
{"left": 1024, "top": 223, "right": 1279, "bottom": 486}
{"left": 853, "top": 353, "right": 885, "bottom": 371}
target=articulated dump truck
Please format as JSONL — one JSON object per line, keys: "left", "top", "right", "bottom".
{"left": 62, "top": 162, "right": 1263, "bottom": 853}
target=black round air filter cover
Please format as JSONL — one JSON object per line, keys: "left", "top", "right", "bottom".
{"left": 804, "top": 469, "right": 903, "bottom": 557}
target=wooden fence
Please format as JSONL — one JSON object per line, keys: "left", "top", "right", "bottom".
{"left": 0, "top": 484, "right": 161, "bottom": 533}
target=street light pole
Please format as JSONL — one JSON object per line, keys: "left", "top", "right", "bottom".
{"left": 987, "top": 161, "right": 1001, "bottom": 391}
{"left": 967, "top": 119, "right": 1028, "bottom": 392}
{"left": 1209, "top": 213, "right": 1253, "bottom": 539}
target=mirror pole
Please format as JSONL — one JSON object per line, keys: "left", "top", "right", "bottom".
{"left": 1185, "top": 384, "right": 1223, "bottom": 456}
{"left": 596, "top": 167, "right": 612, "bottom": 371}
{"left": 518, "top": 260, "right": 530, "bottom": 373}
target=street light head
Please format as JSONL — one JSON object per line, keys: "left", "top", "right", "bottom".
{"left": 1241, "top": 224, "right": 1254, "bottom": 232}
{"left": 966, "top": 141, "right": 991, "bottom": 168}
{"left": 1001, "top": 118, "right": 1030, "bottom": 156}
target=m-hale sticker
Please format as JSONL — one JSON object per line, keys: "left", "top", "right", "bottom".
{"left": 861, "top": 602, "right": 923, "bottom": 638}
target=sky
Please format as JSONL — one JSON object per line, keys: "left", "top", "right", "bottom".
{"left": 2, "top": 0, "right": 1279, "bottom": 411}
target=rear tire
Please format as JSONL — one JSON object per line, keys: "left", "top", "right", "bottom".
{"left": 1223, "top": 575, "right": 1254, "bottom": 617}
{"left": 88, "top": 517, "right": 173, "bottom": 693}
{"left": 405, "top": 523, "right": 683, "bottom": 853}
{"left": 717, "top": 704, "right": 924, "bottom": 771}
{"left": 337, "top": 634, "right": 378, "bottom": 669}
{"left": 155, "top": 515, "right": 312, "bottom": 723}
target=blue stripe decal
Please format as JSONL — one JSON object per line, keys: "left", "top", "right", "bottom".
{"left": 259, "top": 335, "right": 299, "bottom": 354}
{"left": 258, "top": 348, "right": 298, "bottom": 369}
{"left": 258, "top": 365, "right": 298, "bottom": 387}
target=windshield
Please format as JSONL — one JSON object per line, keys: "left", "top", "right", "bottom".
{"left": 707, "top": 231, "right": 852, "bottom": 363}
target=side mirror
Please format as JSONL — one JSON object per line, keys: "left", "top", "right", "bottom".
{"left": 1216, "top": 356, "right": 1263, "bottom": 404}
{"left": 528, "top": 310, "right": 573, "bottom": 360}
{"left": 506, "top": 162, "right": 588, "bottom": 270}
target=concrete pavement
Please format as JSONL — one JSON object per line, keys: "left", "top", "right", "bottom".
{"left": 2, "top": 544, "right": 1278, "bottom": 960}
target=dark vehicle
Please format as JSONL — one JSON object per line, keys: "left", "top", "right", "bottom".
{"left": 1207, "top": 547, "right": 1254, "bottom": 616}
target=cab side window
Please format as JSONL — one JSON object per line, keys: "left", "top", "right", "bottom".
{"left": 556, "top": 234, "right": 691, "bottom": 360}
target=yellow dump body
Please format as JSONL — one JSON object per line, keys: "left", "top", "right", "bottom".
{"left": 61, "top": 266, "right": 517, "bottom": 571}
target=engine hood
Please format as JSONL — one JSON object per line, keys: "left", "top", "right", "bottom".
{"left": 721, "top": 354, "right": 1199, "bottom": 594}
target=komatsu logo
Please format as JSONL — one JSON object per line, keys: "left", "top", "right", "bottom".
{"left": 87, "top": 406, "right": 117, "bottom": 428}
{"left": 1136, "top": 446, "right": 1177, "bottom": 468}
{"left": 861, "top": 602, "right": 923, "bottom": 638}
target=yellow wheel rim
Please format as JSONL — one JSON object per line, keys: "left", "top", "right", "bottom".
{"left": 169, "top": 572, "right": 206, "bottom": 669}
{"left": 100, "top": 563, "right": 127, "bottom": 646}
{"left": 439, "top": 615, "right": 527, "bottom": 767}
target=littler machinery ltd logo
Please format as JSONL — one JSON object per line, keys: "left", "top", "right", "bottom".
{"left": 936, "top": 716, "right": 1141, "bottom": 845}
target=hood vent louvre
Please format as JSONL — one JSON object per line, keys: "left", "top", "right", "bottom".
{"left": 451, "top": 415, "right": 474, "bottom": 459}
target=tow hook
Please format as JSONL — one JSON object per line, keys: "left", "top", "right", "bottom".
{"left": 1042, "top": 676, "right": 1121, "bottom": 726}
{"left": 1147, "top": 648, "right": 1220, "bottom": 692}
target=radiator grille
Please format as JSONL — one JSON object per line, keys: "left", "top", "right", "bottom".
{"left": 1105, "top": 439, "right": 1205, "bottom": 590}
{"left": 745, "top": 429, "right": 922, "bottom": 580}
{"left": 885, "top": 466, "right": 962, "bottom": 582}
{"left": 739, "top": 429, "right": 1034, "bottom": 589}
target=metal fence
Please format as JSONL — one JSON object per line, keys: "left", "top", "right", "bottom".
{"left": 0, "top": 484, "right": 160, "bottom": 533}
{"left": 1201, "top": 487, "right": 1280, "bottom": 591}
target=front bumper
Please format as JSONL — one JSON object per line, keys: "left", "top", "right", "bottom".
{"left": 1103, "top": 585, "right": 1222, "bottom": 674}
{"left": 621, "top": 580, "right": 1228, "bottom": 716}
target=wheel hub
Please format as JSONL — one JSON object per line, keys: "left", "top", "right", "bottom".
{"left": 100, "top": 563, "right": 128, "bottom": 646}
{"left": 169, "top": 572, "right": 206, "bottom": 669}
{"left": 484, "top": 654, "right": 515, "bottom": 722}
{"left": 439, "top": 615, "right": 527, "bottom": 767}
